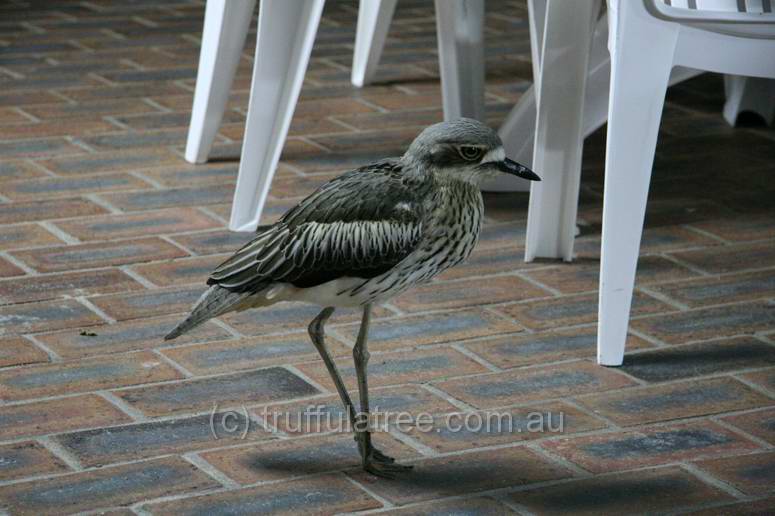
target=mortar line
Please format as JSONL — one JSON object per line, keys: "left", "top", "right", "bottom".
{"left": 37, "top": 435, "right": 84, "bottom": 471}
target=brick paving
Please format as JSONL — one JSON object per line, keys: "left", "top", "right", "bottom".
{"left": 0, "top": 0, "right": 773, "bottom": 514}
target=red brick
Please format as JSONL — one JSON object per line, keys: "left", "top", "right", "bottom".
{"left": 0, "top": 198, "right": 108, "bottom": 224}
{"left": 0, "top": 351, "right": 183, "bottom": 401}
{"left": 392, "top": 275, "right": 551, "bottom": 313}
{"left": 119, "top": 110, "right": 242, "bottom": 131}
{"left": 0, "top": 256, "right": 25, "bottom": 278}
{"left": 0, "top": 138, "right": 84, "bottom": 159}
{"left": 577, "top": 377, "right": 772, "bottom": 427}
{"left": 350, "top": 446, "right": 571, "bottom": 505}
{"left": 638, "top": 225, "right": 721, "bottom": 252}
{"left": 23, "top": 98, "right": 162, "bottom": 121}
{"left": 0, "top": 337, "right": 49, "bottom": 368}
{"left": 434, "top": 246, "right": 542, "bottom": 281}
{"left": 333, "top": 108, "right": 443, "bottom": 132}
{"left": 267, "top": 171, "right": 340, "bottom": 200}
{"left": 739, "top": 367, "right": 775, "bottom": 394}
{"left": 436, "top": 360, "right": 636, "bottom": 409}
{"left": 90, "top": 284, "right": 206, "bottom": 321}
{"left": 58, "top": 82, "right": 189, "bottom": 102}
{"left": 200, "top": 433, "right": 416, "bottom": 484}
{"left": 36, "top": 147, "right": 182, "bottom": 176}
{"left": 1, "top": 173, "right": 151, "bottom": 201}
{"left": 37, "top": 314, "right": 232, "bottom": 359}
{"left": 689, "top": 213, "right": 775, "bottom": 242}
{"left": 220, "top": 302, "right": 393, "bottom": 336}
{"left": 144, "top": 474, "right": 382, "bottom": 515}
{"left": 12, "top": 237, "right": 188, "bottom": 272}
{"left": 630, "top": 302, "right": 775, "bottom": 345}
{"left": 54, "top": 207, "right": 220, "bottom": 241}
{"left": 377, "top": 498, "right": 517, "bottom": 515}
{"left": 0, "top": 108, "right": 34, "bottom": 125}
{"left": 463, "top": 328, "right": 653, "bottom": 368}
{"left": 258, "top": 384, "right": 460, "bottom": 436}
{"left": 55, "top": 413, "right": 272, "bottom": 468}
{"left": 0, "top": 223, "right": 64, "bottom": 251}
{"left": 401, "top": 401, "right": 607, "bottom": 453}
{"left": 362, "top": 91, "right": 441, "bottom": 111}
{"left": 0, "top": 160, "right": 49, "bottom": 182}
{"left": 512, "top": 466, "right": 732, "bottom": 515}
{"left": 0, "top": 268, "right": 143, "bottom": 305}
{"left": 476, "top": 222, "right": 527, "bottom": 250}
{"left": 0, "top": 120, "right": 116, "bottom": 140}
{"left": 0, "top": 441, "right": 70, "bottom": 482}
{"left": 671, "top": 242, "right": 775, "bottom": 274}
{"left": 168, "top": 229, "right": 256, "bottom": 255}
{"left": 543, "top": 420, "right": 761, "bottom": 473}
{"left": 101, "top": 183, "right": 235, "bottom": 211}
{"left": 332, "top": 308, "right": 522, "bottom": 351}
{"left": 523, "top": 256, "right": 699, "bottom": 294}
{"left": 720, "top": 407, "right": 775, "bottom": 445}
{"left": 298, "top": 346, "right": 489, "bottom": 392}
{"left": 621, "top": 337, "right": 775, "bottom": 382}
{"left": 696, "top": 450, "right": 775, "bottom": 495}
{"left": 496, "top": 291, "right": 671, "bottom": 330}
{"left": 139, "top": 163, "right": 239, "bottom": 188}
{"left": 113, "top": 367, "right": 320, "bottom": 417}
{"left": 647, "top": 270, "right": 775, "bottom": 308}
{"left": 131, "top": 253, "right": 227, "bottom": 287}
{"left": 0, "top": 394, "right": 131, "bottom": 440}
{"left": 0, "top": 457, "right": 218, "bottom": 516}
{"left": 0, "top": 298, "right": 104, "bottom": 335}
{"left": 161, "top": 332, "right": 350, "bottom": 375}
{"left": 684, "top": 498, "right": 775, "bottom": 515}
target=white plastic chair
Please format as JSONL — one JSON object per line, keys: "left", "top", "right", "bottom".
{"left": 528, "top": 0, "right": 775, "bottom": 366}
{"left": 186, "top": 0, "right": 489, "bottom": 232}
{"left": 599, "top": 0, "right": 775, "bottom": 365}
{"left": 352, "top": 0, "right": 486, "bottom": 122}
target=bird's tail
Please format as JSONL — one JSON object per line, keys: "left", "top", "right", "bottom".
{"left": 165, "top": 285, "right": 247, "bottom": 340}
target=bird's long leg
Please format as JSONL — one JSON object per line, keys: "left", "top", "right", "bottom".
{"left": 352, "top": 304, "right": 412, "bottom": 477}
{"left": 308, "top": 307, "right": 357, "bottom": 430}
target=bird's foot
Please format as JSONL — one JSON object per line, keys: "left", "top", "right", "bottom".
{"left": 370, "top": 447, "right": 396, "bottom": 464}
{"left": 363, "top": 451, "right": 413, "bottom": 479}
{"left": 356, "top": 432, "right": 412, "bottom": 478}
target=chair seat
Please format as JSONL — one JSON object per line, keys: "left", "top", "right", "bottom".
{"left": 658, "top": 0, "right": 772, "bottom": 15}
{"left": 653, "top": 0, "right": 775, "bottom": 29}
{"left": 690, "top": 21, "right": 775, "bottom": 37}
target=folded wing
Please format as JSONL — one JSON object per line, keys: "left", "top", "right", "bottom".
{"left": 208, "top": 160, "right": 425, "bottom": 293}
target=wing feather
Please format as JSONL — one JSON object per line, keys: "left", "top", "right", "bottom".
{"left": 207, "top": 160, "right": 426, "bottom": 292}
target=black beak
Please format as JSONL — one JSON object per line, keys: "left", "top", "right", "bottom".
{"left": 497, "top": 158, "right": 540, "bottom": 181}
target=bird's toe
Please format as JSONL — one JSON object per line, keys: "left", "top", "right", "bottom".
{"left": 364, "top": 459, "right": 413, "bottom": 479}
{"left": 370, "top": 448, "right": 396, "bottom": 464}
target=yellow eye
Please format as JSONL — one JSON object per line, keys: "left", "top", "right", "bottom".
{"left": 458, "top": 145, "right": 483, "bottom": 161}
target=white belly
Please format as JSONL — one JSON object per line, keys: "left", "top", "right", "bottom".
{"left": 283, "top": 277, "right": 373, "bottom": 308}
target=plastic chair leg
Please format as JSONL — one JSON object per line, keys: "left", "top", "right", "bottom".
{"left": 229, "top": 0, "right": 325, "bottom": 232}
{"left": 597, "top": 3, "right": 679, "bottom": 366}
{"left": 185, "top": 0, "right": 255, "bottom": 164}
{"left": 434, "top": 0, "right": 485, "bottom": 121}
{"left": 490, "top": 2, "right": 603, "bottom": 193}
{"left": 351, "top": 0, "right": 398, "bottom": 87}
{"left": 723, "top": 75, "right": 775, "bottom": 127}
{"left": 524, "top": 0, "right": 599, "bottom": 262}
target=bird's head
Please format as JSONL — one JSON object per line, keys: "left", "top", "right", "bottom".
{"left": 402, "top": 118, "right": 540, "bottom": 186}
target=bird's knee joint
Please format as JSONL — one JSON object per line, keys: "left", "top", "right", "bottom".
{"left": 308, "top": 319, "right": 322, "bottom": 339}
{"left": 353, "top": 347, "right": 370, "bottom": 364}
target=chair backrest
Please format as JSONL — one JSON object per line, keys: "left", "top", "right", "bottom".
{"left": 651, "top": 0, "right": 775, "bottom": 22}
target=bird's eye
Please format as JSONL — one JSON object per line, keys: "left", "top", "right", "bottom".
{"left": 458, "top": 145, "right": 484, "bottom": 161}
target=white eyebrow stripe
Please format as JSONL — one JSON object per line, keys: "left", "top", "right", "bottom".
{"left": 481, "top": 146, "right": 505, "bottom": 164}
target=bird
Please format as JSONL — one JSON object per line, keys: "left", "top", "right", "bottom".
{"left": 165, "top": 117, "right": 540, "bottom": 477}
